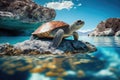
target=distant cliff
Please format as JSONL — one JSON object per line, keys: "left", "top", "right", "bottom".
{"left": 0, "top": 0, "right": 56, "bottom": 36}
{"left": 88, "top": 18, "right": 120, "bottom": 36}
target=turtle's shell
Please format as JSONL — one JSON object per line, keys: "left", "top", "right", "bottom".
{"left": 32, "top": 21, "right": 69, "bottom": 38}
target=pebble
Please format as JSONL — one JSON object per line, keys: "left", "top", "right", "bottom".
{"left": 30, "top": 66, "right": 46, "bottom": 73}
{"left": 77, "top": 70, "right": 85, "bottom": 77}
{"left": 46, "top": 71, "right": 58, "bottom": 77}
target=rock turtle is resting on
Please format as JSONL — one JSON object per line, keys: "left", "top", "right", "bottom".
{"left": 31, "top": 20, "right": 85, "bottom": 48}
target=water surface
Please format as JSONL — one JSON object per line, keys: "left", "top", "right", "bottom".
{"left": 0, "top": 36, "right": 120, "bottom": 80}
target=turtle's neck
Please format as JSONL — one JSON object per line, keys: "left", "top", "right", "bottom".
{"left": 69, "top": 24, "right": 77, "bottom": 33}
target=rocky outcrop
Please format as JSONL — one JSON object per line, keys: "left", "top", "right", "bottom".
{"left": 88, "top": 18, "right": 120, "bottom": 36}
{"left": 0, "top": 0, "right": 56, "bottom": 36}
{"left": 115, "top": 30, "right": 120, "bottom": 36}
{"left": 0, "top": 39, "right": 97, "bottom": 56}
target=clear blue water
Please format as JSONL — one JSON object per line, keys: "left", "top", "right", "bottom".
{"left": 0, "top": 36, "right": 30, "bottom": 44}
{"left": 0, "top": 36, "right": 120, "bottom": 80}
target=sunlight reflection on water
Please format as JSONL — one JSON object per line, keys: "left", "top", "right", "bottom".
{"left": 79, "top": 36, "right": 120, "bottom": 47}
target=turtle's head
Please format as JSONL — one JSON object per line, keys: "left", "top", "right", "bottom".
{"left": 71, "top": 20, "right": 85, "bottom": 31}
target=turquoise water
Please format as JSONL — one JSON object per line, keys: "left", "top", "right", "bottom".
{"left": 0, "top": 36, "right": 120, "bottom": 80}
{"left": 0, "top": 36, "right": 30, "bottom": 44}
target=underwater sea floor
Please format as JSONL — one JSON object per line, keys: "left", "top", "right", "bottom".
{"left": 0, "top": 36, "right": 120, "bottom": 80}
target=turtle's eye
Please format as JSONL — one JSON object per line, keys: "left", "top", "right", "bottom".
{"left": 76, "top": 20, "right": 82, "bottom": 25}
{"left": 77, "top": 20, "right": 81, "bottom": 23}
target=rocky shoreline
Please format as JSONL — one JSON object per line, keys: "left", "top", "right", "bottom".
{"left": 0, "top": 39, "right": 97, "bottom": 56}
{"left": 88, "top": 18, "right": 120, "bottom": 36}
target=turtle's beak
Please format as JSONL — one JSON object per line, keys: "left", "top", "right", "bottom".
{"left": 76, "top": 20, "right": 85, "bottom": 25}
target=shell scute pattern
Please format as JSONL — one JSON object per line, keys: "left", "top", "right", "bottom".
{"left": 32, "top": 21, "right": 69, "bottom": 38}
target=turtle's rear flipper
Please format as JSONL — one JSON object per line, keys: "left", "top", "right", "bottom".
{"left": 30, "top": 35, "right": 38, "bottom": 40}
{"left": 50, "top": 29, "right": 64, "bottom": 48}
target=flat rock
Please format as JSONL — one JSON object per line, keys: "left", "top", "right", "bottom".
{"left": 0, "top": 39, "right": 97, "bottom": 56}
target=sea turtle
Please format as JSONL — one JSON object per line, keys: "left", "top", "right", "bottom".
{"left": 31, "top": 20, "right": 85, "bottom": 48}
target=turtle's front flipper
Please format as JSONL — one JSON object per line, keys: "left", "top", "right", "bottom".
{"left": 50, "top": 29, "right": 64, "bottom": 48}
{"left": 73, "top": 32, "right": 79, "bottom": 40}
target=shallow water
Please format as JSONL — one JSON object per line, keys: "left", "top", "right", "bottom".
{"left": 0, "top": 36, "right": 120, "bottom": 80}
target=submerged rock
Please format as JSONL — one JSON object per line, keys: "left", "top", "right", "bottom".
{"left": 0, "top": 0, "right": 56, "bottom": 36}
{"left": 0, "top": 55, "right": 105, "bottom": 80}
{"left": 88, "top": 18, "right": 120, "bottom": 36}
{"left": 0, "top": 39, "right": 96, "bottom": 56}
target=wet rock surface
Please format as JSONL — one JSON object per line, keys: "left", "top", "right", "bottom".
{"left": 0, "top": 0, "right": 56, "bottom": 36}
{"left": 88, "top": 18, "right": 120, "bottom": 36}
{"left": 0, "top": 39, "right": 96, "bottom": 56}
